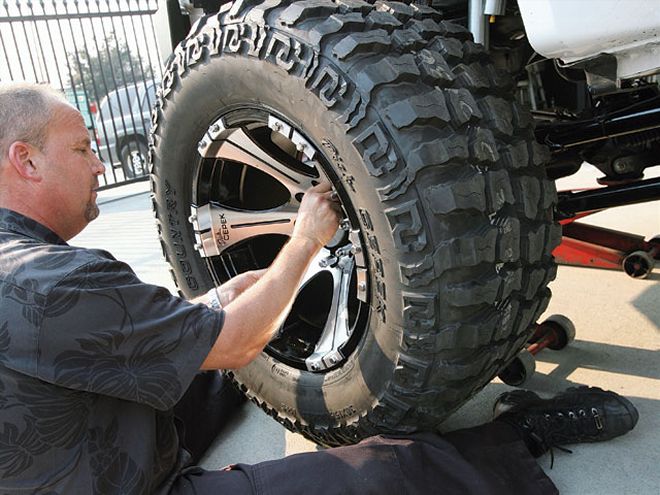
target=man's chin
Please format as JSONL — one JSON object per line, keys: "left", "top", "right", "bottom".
{"left": 85, "top": 203, "right": 100, "bottom": 222}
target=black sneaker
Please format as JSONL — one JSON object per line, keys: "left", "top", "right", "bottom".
{"left": 493, "top": 386, "right": 639, "bottom": 459}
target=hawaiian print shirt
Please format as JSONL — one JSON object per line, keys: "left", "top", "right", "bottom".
{"left": 0, "top": 208, "right": 223, "bottom": 494}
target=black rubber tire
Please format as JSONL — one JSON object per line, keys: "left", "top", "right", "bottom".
{"left": 544, "top": 314, "right": 576, "bottom": 350}
{"left": 622, "top": 250, "right": 654, "bottom": 279}
{"left": 120, "top": 139, "right": 148, "bottom": 179}
{"left": 149, "top": 0, "right": 560, "bottom": 447}
{"left": 497, "top": 349, "right": 536, "bottom": 387}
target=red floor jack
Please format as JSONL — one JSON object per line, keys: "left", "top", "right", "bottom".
{"left": 552, "top": 177, "right": 660, "bottom": 278}
{"left": 555, "top": 214, "right": 660, "bottom": 278}
{"left": 498, "top": 175, "right": 660, "bottom": 385}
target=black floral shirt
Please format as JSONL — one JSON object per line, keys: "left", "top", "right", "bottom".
{"left": 0, "top": 208, "right": 223, "bottom": 494}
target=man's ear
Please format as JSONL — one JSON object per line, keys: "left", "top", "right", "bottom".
{"left": 6, "top": 141, "right": 43, "bottom": 181}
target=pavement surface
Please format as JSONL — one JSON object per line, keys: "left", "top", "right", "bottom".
{"left": 73, "top": 165, "right": 660, "bottom": 494}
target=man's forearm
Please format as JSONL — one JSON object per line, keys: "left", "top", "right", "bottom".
{"left": 201, "top": 236, "right": 320, "bottom": 369}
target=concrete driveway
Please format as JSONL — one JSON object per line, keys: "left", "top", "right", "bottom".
{"left": 73, "top": 166, "right": 659, "bottom": 494}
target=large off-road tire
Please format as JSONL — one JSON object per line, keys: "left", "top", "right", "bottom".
{"left": 150, "top": 0, "right": 561, "bottom": 447}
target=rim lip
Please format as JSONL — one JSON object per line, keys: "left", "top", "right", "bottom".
{"left": 190, "top": 104, "right": 371, "bottom": 373}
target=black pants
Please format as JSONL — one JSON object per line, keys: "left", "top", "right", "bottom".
{"left": 171, "top": 372, "right": 558, "bottom": 495}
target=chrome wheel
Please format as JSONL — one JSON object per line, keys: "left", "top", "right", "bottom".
{"left": 189, "top": 108, "right": 369, "bottom": 372}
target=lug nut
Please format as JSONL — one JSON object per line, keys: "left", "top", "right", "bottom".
{"left": 319, "top": 255, "right": 337, "bottom": 267}
{"left": 340, "top": 219, "right": 351, "bottom": 231}
{"left": 613, "top": 159, "right": 634, "bottom": 175}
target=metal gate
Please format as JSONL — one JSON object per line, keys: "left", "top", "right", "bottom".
{"left": 0, "top": 0, "right": 164, "bottom": 189}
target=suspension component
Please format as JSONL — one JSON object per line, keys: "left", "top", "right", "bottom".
{"left": 537, "top": 96, "right": 660, "bottom": 153}
{"left": 556, "top": 176, "right": 660, "bottom": 219}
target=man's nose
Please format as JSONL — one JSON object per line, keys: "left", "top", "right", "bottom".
{"left": 94, "top": 155, "right": 106, "bottom": 175}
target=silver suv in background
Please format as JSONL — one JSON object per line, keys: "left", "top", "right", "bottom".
{"left": 95, "top": 80, "right": 157, "bottom": 178}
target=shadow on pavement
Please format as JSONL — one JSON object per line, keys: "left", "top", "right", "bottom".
{"left": 535, "top": 340, "right": 660, "bottom": 382}
{"left": 631, "top": 281, "right": 660, "bottom": 328}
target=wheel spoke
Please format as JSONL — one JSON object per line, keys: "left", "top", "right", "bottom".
{"left": 305, "top": 256, "right": 354, "bottom": 371}
{"left": 299, "top": 248, "right": 333, "bottom": 289}
{"left": 199, "top": 127, "right": 316, "bottom": 196}
{"left": 191, "top": 202, "right": 297, "bottom": 257}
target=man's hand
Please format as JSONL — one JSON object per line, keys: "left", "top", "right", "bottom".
{"left": 291, "top": 182, "right": 341, "bottom": 249}
{"left": 212, "top": 183, "right": 339, "bottom": 307}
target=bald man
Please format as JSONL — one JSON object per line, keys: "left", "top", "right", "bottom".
{"left": 0, "top": 82, "right": 637, "bottom": 494}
